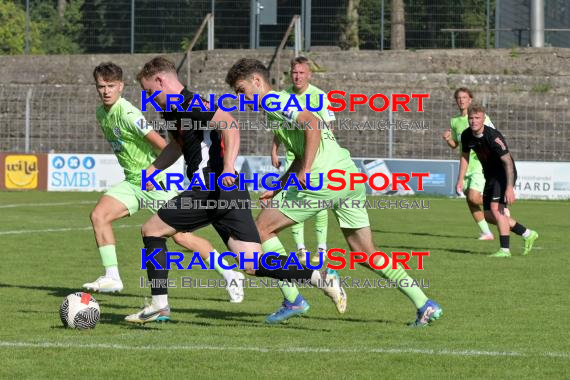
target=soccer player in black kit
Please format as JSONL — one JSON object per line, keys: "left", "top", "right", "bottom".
{"left": 460, "top": 104, "right": 539, "bottom": 258}
{"left": 125, "top": 57, "right": 344, "bottom": 323}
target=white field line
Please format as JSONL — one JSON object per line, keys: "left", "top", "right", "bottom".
{"left": 0, "top": 224, "right": 139, "bottom": 236}
{"left": 0, "top": 341, "right": 568, "bottom": 359}
{"left": 0, "top": 201, "right": 96, "bottom": 209}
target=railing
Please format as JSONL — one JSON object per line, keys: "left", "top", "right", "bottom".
{"left": 441, "top": 28, "right": 570, "bottom": 49}
{"left": 268, "top": 15, "right": 301, "bottom": 90}
{"left": 183, "top": 13, "right": 214, "bottom": 88}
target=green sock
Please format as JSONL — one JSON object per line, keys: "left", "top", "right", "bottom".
{"left": 315, "top": 209, "right": 328, "bottom": 248}
{"left": 478, "top": 219, "right": 491, "bottom": 234}
{"left": 262, "top": 237, "right": 300, "bottom": 303}
{"left": 291, "top": 222, "right": 305, "bottom": 250}
{"left": 205, "top": 250, "right": 231, "bottom": 278}
{"left": 99, "top": 245, "right": 118, "bottom": 268}
{"left": 372, "top": 256, "right": 428, "bottom": 309}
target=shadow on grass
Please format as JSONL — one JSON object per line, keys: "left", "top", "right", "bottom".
{"left": 372, "top": 228, "right": 474, "bottom": 239}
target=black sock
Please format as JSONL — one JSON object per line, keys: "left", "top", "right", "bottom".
{"left": 511, "top": 223, "right": 527, "bottom": 236}
{"left": 143, "top": 236, "right": 169, "bottom": 296}
{"left": 255, "top": 255, "right": 314, "bottom": 281}
{"left": 499, "top": 235, "right": 510, "bottom": 250}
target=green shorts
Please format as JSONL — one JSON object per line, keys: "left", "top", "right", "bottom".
{"left": 278, "top": 164, "right": 370, "bottom": 229}
{"left": 464, "top": 171, "right": 485, "bottom": 194}
{"left": 105, "top": 180, "right": 180, "bottom": 215}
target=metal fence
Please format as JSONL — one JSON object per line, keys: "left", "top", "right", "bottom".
{"left": 11, "top": 0, "right": 570, "bottom": 55}
{"left": 1, "top": 85, "right": 568, "bottom": 162}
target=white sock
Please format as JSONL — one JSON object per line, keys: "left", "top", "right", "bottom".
{"left": 105, "top": 266, "right": 120, "bottom": 281}
{"left": 222, "top": 269, "right": 236, "bottom": 282}
{"left": 152, "top": 294, "right": 168, "bottom": 308}
{"left": 317, "top": 244, "right": 327, "bottom": 251}
{"left": 297, "top": 244, "right": 306, "bottom": 251}
{"left": 522, "top": 229, "right": 531, "bottom": 238}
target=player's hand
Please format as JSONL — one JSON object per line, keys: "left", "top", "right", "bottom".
{"left": 505, "top": 186, "right": 516, "bottom": 205}
{"left": 271, "top": 153, "right": 281, "bottom": 169}
{"left": 296, "top": 168, "right": 308, "bottom": 189}
{"left": 145, "top": 165, "right": 157, "bottom": 191}
{"left": 260, "top": 191, "right": 275, "bottom": 205}
{"left": 222, "top": 166, "right": 236, "bottom": 187}
{"left": 443, "top": 129, "right": 452, "bottom": 141}
{"left": 455, "top": 181, "right": 463, "bottom": 196}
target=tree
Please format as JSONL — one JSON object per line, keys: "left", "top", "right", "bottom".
{"left": 0, "top": 1, "right": 42, "bottom": 54}
{"left": 340, "top": 0, "right": 361, "bottom": 50}
{"left": 32, "top": 0, "right": 84, "bottom": 54}
{"left": 391, "top": 0, "right": 405, "bottom": 49}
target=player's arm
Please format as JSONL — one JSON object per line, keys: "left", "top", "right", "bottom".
{"left": 490, "top": 131, "right": 515, "bottom": 204}
{"left": 211, "top": 109, "right": 239, "bottom": 187}
{"left": 500, "top": 153, "right": 516, "bottom": 205}
{"left": 145, "top": 140, "right": 183, "bottom": 190}
{"left": 457, "top": 152, "right": 469, "bottom": 195}
{"left": 297, "top": 109, "right": 322, "bottom": 188}
{"left": 260, "top": 158, "right": 302, "bottom": 201}
{"left": 271, "top": 135, "right": 281, "bottom": 169}
{"left": 457, "top": 131, "right": 470, "bottom": 194}
{"left": 144, "top": 130, "right": 168, "bottom": 151}
{"left": 444, "top": 120, "right": 458, "bottom": 149}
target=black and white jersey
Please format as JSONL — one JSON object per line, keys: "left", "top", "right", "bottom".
{"left": 461, "top": 125, "right": 517, "bottom": 181}
{"left": 162, "top": 88, "right": 223, "bottom": 187}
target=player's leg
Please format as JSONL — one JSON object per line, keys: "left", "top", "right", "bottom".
{"left": 125, "top": 212, "right": 176, "bottom": 324}
{"left": 145, "top": 188, "right": 243, "bottom": 301}
{"left": 313, "top": 209, "right": 329, "bottom": 263}
{"left": 341, "top": 226, "right": 442, "bottom": 326}
{"left": 290, "top": 221, "right": 308, "bottom": 262}
{"left": 465, "top": 172, "right": 493, "bottom": 240}
{"left": 253, "top": 199, "right": 346, "bottom": 321}
{"left": 172, "top": 232, "right": 244, "bottom": 302}
{"left": 84, "top": 182, "right": 139, "bottom": 292}
{"left": 332, "top": 170, "right": 441, "bottom": 326}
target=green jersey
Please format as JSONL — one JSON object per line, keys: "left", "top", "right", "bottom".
{"left": 96, "top": 97, "right": 161, "bottom": 184}
{"left": 264, "top": 90, "right": 354, "bottom": 175}
{"left": 450, "top": 114, "right": 494, "bottom": 175}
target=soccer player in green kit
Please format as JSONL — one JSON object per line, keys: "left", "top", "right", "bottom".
{"left": 443, "top": 87, "right": 495, "bottom": 240}
{"left": 271, "top": 56, "right": 331, "bottom": 264}
{"left": 83, "top": 62, "right": 244, "bottom": 303}
{"left": 226, "top": 58, "right": 442, "bottom": 326}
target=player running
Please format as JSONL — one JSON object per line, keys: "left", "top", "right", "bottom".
{"left": 84, "top": 62, "right": 244, "bottom": 303}
{"left": 226, "top": 58, "right": 442, "bottom": 326}
{"left": 125, "top": 57, "right": 345, "bottom": 324}
{"left": 443, "top": 88, "right": 495, "bottom": 240}
{"left": 460, "top": 104, "right": 539, "bottom": 257}
{"left": 271, "top": 56, "right": 331, "bottom": 264}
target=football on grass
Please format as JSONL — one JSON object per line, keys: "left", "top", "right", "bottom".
{"left": 59, "top": 292, "right": 100, "bottom": 329}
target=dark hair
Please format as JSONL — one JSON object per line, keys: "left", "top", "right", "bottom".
{"left": 136, "top": 57, "right": 176, "bottom": 81}
{"left": 225, "top": 58, "right": 270, "bottom": 88}
{"left": 467, "top": 104, "right": 486, "bottom": 115}
{"left": 93, "top": 62, "right": 123, "bottom": 82}
{"left": 454, "top": 87, "right": 473, "bottom": 99}
{"left": 290, "top": 56, "right": 310, "bottom": 67}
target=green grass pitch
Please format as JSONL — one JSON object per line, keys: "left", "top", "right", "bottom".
{"left": 0, "top": 191, "right": 568, "bottom": 379}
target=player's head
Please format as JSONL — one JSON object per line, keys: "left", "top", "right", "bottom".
{"left": 137, "top": 57, "right": 182, "bottom": 109}
{"left": 290, "top": 56, "right": 312, "bottom": 93}
{"left": 454, "top": 87, "right": 473, "bottom": 112}
{"left": 93, "top": 62, "right": 124, "bottom": 110}
{"left": 467, "top": 104, "right": 486, "bottom": 135}
{"left": 225, "top": 58, "right": 271, "bottom": 103}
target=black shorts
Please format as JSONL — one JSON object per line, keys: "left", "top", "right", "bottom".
{"left": 483, "top": 177, "right": 509, "bottom": 210}
{"left": 157, "top": 185, "right": 260, "bottom": 245}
